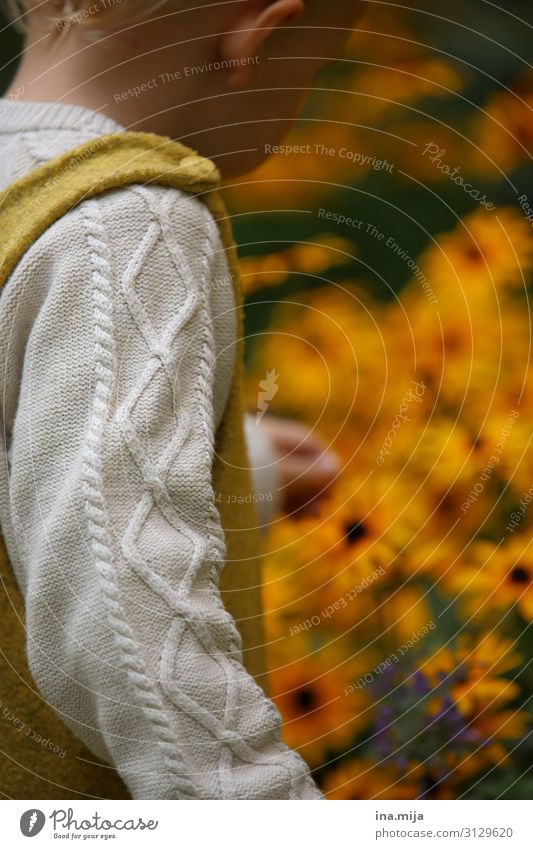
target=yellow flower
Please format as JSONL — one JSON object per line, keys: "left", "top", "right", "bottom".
{"left": 379, "top": 585, "right": 434, "bottom": 647}
{"left": 472, "top": 73, "right": 533, "bottom": 175}
{"left": 361, "top": 634, "right": 528, "bottom": 790}
{"left": 321, "top": 759, "right": 421, "bottom": 799}
{"left": 350, "top": 60, "right": 463, "bottom": 105}
{"left": 225, "top": 124, "right": 367, "bottom": 209}
{"left": 268, "top": 644, "right": 369, "bottom": 768}
{"left": 245, "top": 284, "right": 384, "bottom": 422}
{"left": 240, "top": 234, "right": 355, "bottom": 295}
{"left": 482, "top": 410, "right": 533, "bottom": 499}
{"left": 420, "top": 632, "right": 526, "bottom": 731}
{"left": 419, "top": 208, "right": 533, "bottom": 295}
{"left": 262, "top": 492, "right": 401, "bottom": 638}
{"left": 445, "top": 537, "right": 533, "bottom": 622}
{"left": 322, "top": 471, "right": 419, "bottom": 559}
{"left": 262, "top": 517, "right": 347, "bottom": 638}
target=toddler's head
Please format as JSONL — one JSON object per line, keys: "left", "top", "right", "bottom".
{"left": 6, "top": 0, "right": 364, "bottom": 174}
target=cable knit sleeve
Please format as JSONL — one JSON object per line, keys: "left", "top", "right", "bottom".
{"left": 0, "top": 182, "right": 322, "bottom": 800}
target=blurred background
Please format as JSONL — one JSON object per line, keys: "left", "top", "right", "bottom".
{"left": 1, "top": 0, "right": 532, "bottom": 799}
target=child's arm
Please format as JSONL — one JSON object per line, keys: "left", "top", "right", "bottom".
{"left": 3, "top": 183, "right": 322, "bottom": 799}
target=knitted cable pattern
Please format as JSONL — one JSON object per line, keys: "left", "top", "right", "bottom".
{"left": 80, "top": 197, "right": 198, "bottom": 799}
{"left": 109, "top": 188, "right": 316, "bottom": 798}
{"left": 120, "top": 193, "right": 314, "bottom": 798}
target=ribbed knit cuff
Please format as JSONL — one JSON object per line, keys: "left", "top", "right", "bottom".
{"left": 243, "top": 414, "right": 281, "bottom": 529}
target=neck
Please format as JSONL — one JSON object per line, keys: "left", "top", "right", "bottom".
{"left": 6, "top": 25, "right": 206, "bottom": 132}
{"left": 3, "top": 26, "right": 266, "bottom": 175}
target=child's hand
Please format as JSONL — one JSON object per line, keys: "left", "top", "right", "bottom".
{"left": 259, "top": 415, "right": 341, "bottom": 517}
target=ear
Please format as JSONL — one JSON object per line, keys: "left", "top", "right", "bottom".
{"left": 219, "top": 0, "right": 305, "bottom": 88}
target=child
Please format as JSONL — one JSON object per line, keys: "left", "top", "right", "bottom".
{"left": 0, "top": 0, "right": 362, "bottom": 799}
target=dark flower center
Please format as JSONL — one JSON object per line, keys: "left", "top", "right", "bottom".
{"left": 510, "top": 565, "right": 530, "bottom": 584}
{"left": 444, "top": 329, "right": 463, "bottom": 352}
{"left": 465, "top": 245, "right": 483, "bottom": 263}
{"left": 437, "top": 492, "right": 456, "bottom": 515}
{"left": 345, "top": 520, "right": 368, "bottom": 544}
{"left": 295, "top": 687, "right": 317, "bottom": 712}
{"left": 419, "top": 770, "right": 440, "bottom": 798}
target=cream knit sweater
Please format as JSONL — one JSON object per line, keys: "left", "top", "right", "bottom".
{"left": 0, "top": 100, "right": 322, "bottom": 800}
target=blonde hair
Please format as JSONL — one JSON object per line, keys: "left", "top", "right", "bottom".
{"left": 5, "top": 0, "right": 175, "bottom": 36}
